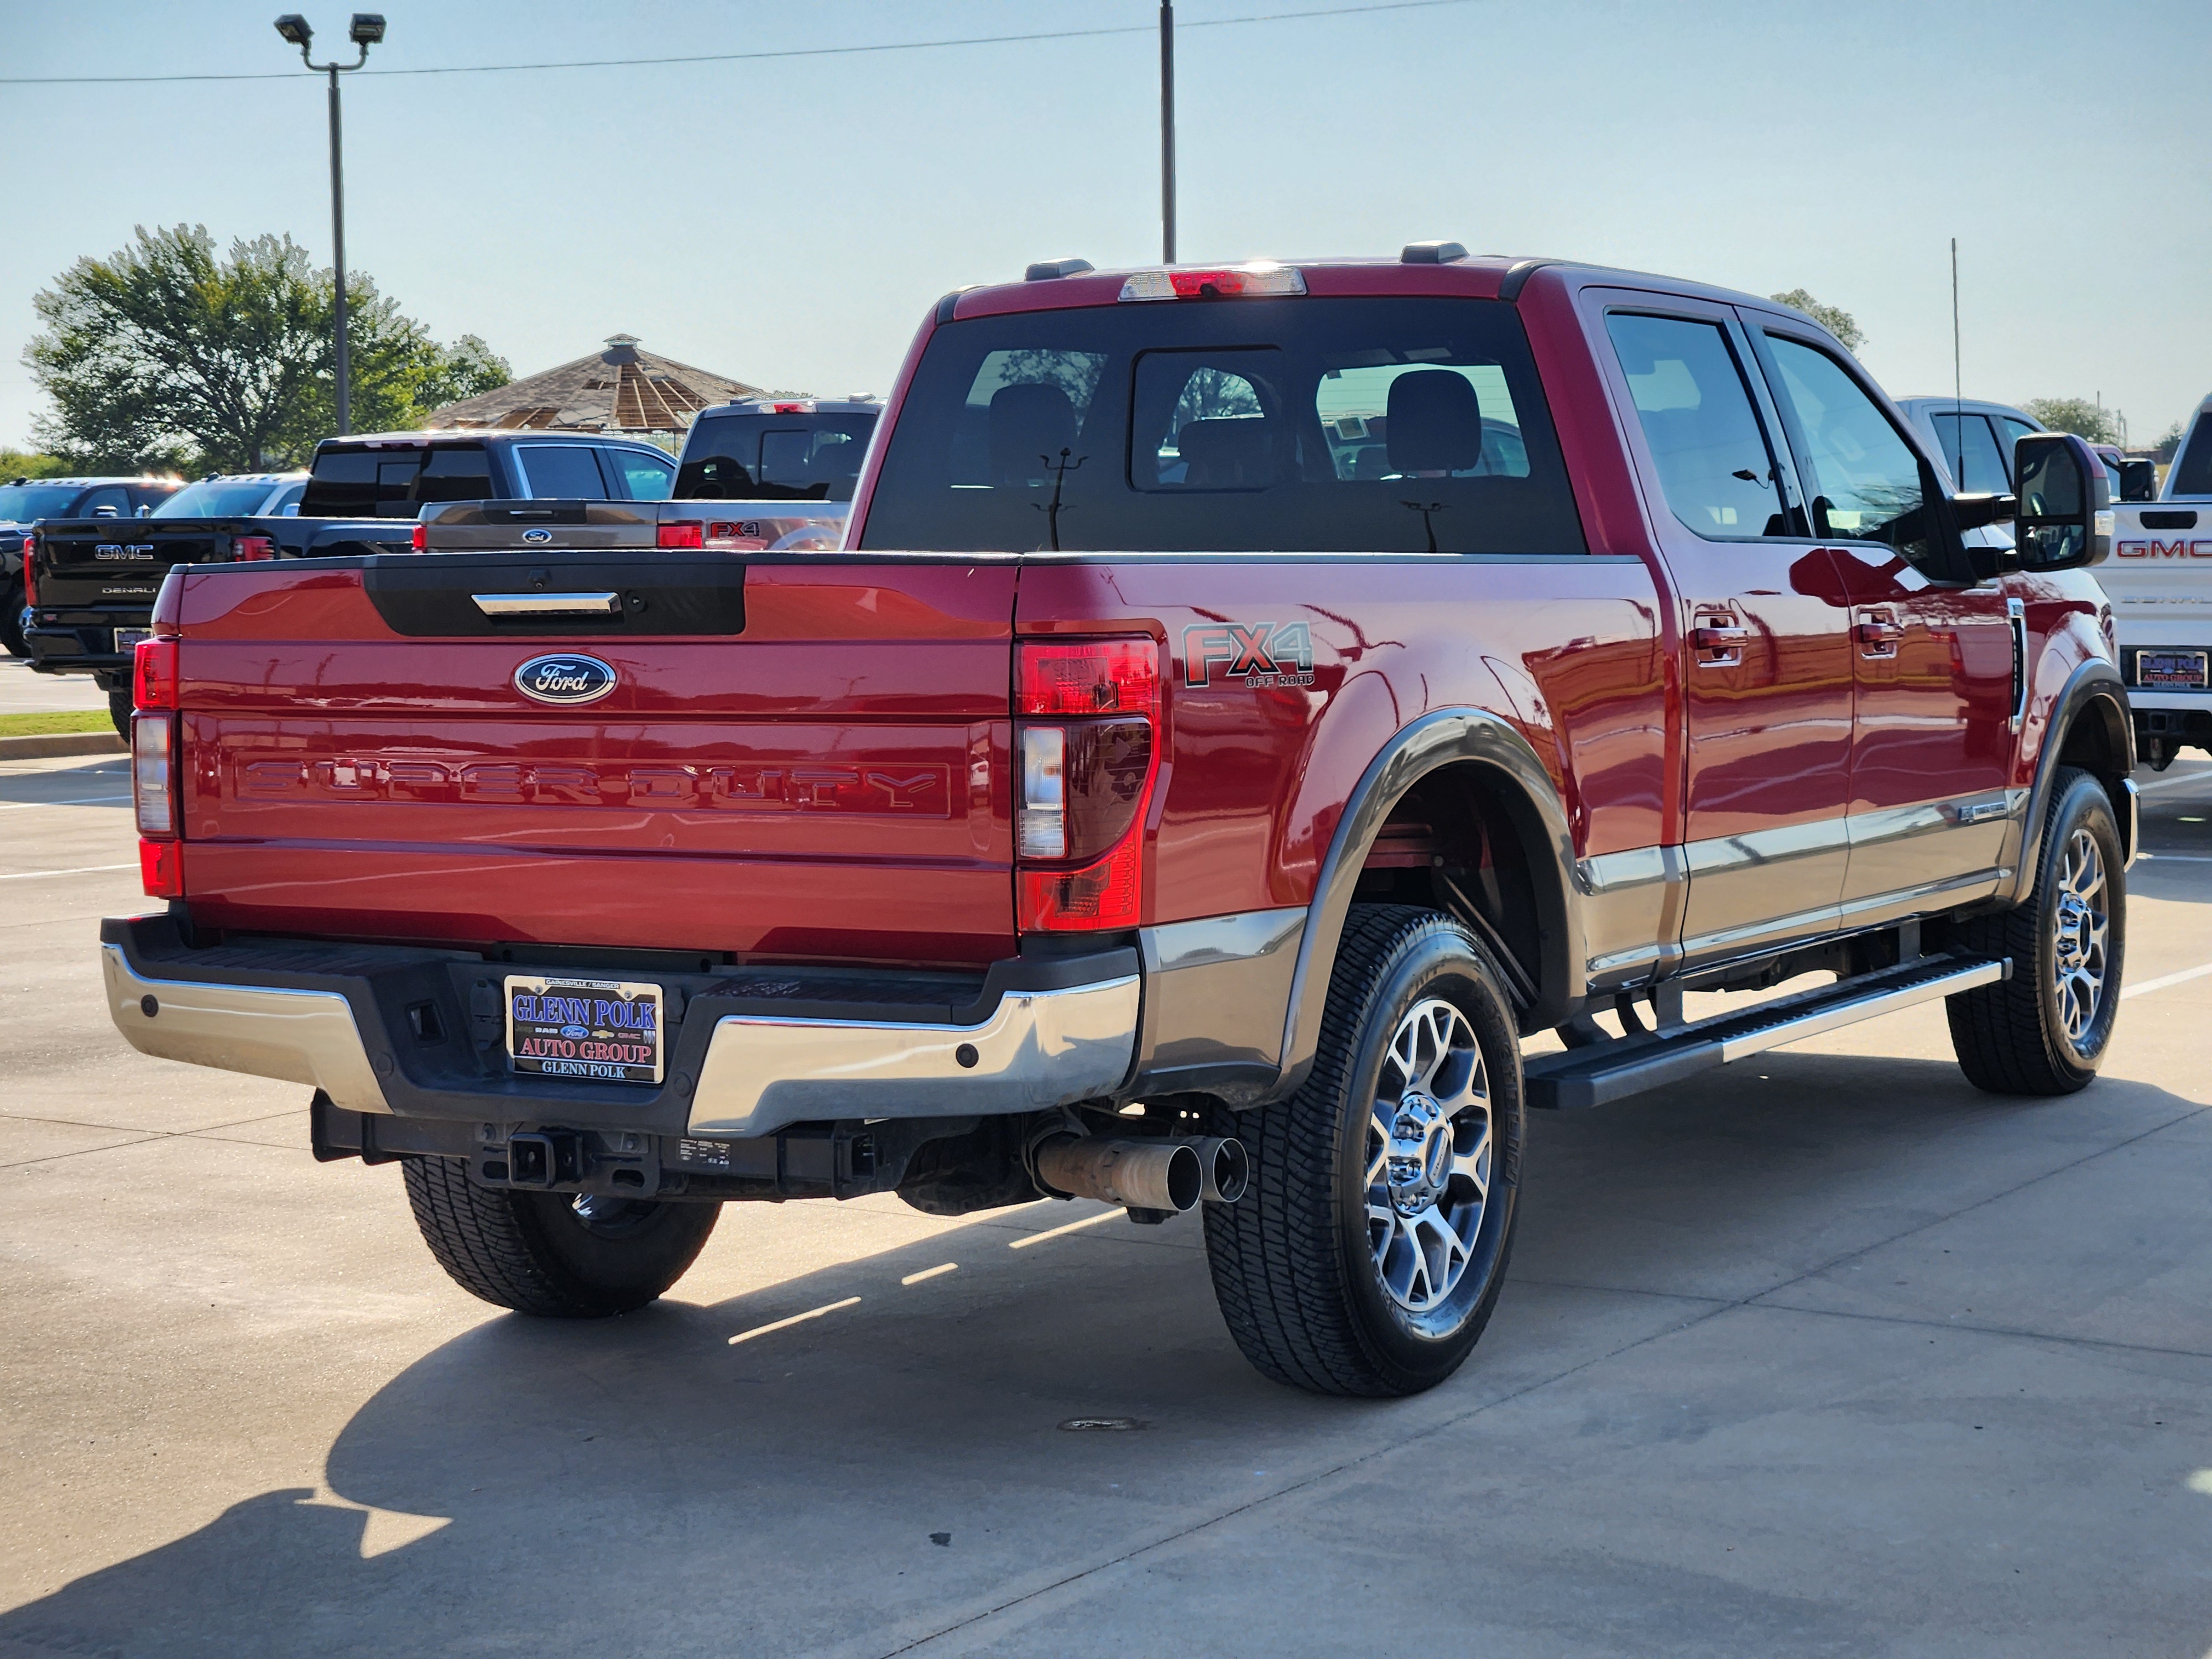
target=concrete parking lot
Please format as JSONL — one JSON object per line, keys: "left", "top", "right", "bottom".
{"left": 2, "top": 751, "right": 2208, "bottom": 1658}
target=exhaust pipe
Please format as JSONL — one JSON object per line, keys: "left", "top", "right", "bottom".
{"left": 1035, "top": 1136, "right": 1202, "bottom": 1214}
{"left": 1194, "top": 1136, "right": 1250, "bottom": 1204}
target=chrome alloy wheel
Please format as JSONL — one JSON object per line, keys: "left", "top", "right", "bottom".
{"left": 2052, "top": 827, "right": 2110, "bottom": 1051}
{"left": 1364, "top": 997, "right": 1491, "bottom": 1313}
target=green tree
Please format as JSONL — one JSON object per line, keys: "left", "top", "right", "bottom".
{"left": 1768, "top": 289, "right": 1866, "bottom": 353}
{"left": 2021, "top": 397, "right": 2119, "bottom": 446}
{"left": 24, "top": 224, "right": 509, "bottom": 473}
{"left": 2151, "top": 420, "right": 2186, "bottom": 465}
{"left": 0, "top": 450, "right": 74, "bottom": 481}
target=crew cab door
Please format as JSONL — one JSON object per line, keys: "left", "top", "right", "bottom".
{"left": 1747, "top": 325, "right": 2018, "bottom": 914}
{"left": 1590, "top": 294, "right": 1853, "bottom": 962}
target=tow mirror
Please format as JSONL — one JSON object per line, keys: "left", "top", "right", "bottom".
{"left": 2115, "top": 458, "right": 2157, "bottom": 503}
{"left": 2012, "top": 432, "right": 2112, "bottom": 571}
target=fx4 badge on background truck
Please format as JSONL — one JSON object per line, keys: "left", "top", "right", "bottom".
{"left": 102, "top": 248, "right": 2131, "bottom": 1397}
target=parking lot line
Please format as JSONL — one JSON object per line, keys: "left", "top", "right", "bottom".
{"left": 1009, "top": 1208, "right": 1124, "bottom": 1249}
{"left": 0, "top": 795, "right": 131, "bottom": 810}
{"left": 901, "top": 1262, "right": 958, "bottom": 1285}
{"left": 0, "top": 863, "right": 135, "bottom": 880}
{"left": 2122, "top": 959, "right": 2212, "bottom": 1000}
{"left": 727, "top": 1295, "right": 860, "bottom": 1346}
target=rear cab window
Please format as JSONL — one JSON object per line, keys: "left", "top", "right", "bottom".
{"left": 301, "top": 447, "right": 426, "bottom": 518}
{"left": 858, "top": 297, "right": 1584, "bottom": 554}
{"left": 676, "top": 412, "right": 878, "bottom": 500}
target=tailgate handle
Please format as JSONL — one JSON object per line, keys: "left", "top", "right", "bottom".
{"left": 472, "top": 591, "right": 621, "bottom": 617}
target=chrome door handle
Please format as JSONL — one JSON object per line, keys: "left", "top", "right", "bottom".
{"left": 472, "top": 591, "right": 620, "bottom": 616}
{"left": 1691, "top": 626, "right": 1746, "bottom": 650}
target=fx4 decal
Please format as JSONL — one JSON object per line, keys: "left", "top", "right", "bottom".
{"left": 1182, "top": 621, "right": 1316, "bottom": 689}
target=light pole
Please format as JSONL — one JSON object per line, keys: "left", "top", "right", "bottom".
{"left": 274, "top": 13, "right": 385, "bottom": 436}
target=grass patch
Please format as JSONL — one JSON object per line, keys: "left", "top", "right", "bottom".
{"left": 0, "top": 710, "right": 117, "bottom": 737}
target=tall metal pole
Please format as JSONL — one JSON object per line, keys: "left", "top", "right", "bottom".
{"left": 1160, "top": 1, "right": 1177, "bottom": 265}
{"left": 328, "top": 65, "right": 351, "bottom": 435}
{"left": 1950, "top": 237, "right": 1963, "bottom": 483}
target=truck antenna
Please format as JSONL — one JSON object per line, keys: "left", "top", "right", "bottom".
{"left": 1950, "top": 237, "right": 1964, "bottom": 483}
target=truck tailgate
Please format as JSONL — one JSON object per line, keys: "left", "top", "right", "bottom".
{"left": 36, "top": 520, "right": 218, "bottom": 609}
{"left": 169, "top": 552, "right": 1016, "bottom": 966}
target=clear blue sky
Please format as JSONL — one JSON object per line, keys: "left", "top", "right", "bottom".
{"left": 3, "top": 0, "right": 2207, "bottom": 452}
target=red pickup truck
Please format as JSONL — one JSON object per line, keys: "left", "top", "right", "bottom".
{"left": 104, "top": 248, "right": 2132, "bottom": 1397}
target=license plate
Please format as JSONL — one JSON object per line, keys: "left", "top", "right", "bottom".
{"left": 2138, "top": 650, "right": 2209, "bottom": 690}
{"left": 113, "top": 628, "right": 151, "bottom": 654}
{"left": 504, "top": 975, "right": 663, "bottom": 1084}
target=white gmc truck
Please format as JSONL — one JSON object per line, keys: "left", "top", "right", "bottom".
{"left": 2106, "top": 393, "right": 2212, "bottom": 766}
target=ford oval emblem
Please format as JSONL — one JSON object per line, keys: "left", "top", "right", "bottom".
{"left": 521, "top": 527, "right": 553, "bottom": 545}
{"left": 514, "top": 653, "right": 617, "bottom": 706}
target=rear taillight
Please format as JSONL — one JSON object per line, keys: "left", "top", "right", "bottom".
{"left": 658, "top": 521, "right": 705, "bottom": 549}
{"left": 133, "top": 713, "right": 175, "bottom": 838}
{"left": 20, "top": 536, "right": 34, "bottom": 607}
{"left": 133, "top": 637, "right": 178, "bottom": 711}
{"left": 410, "top": 522, "right": 427, "bottom": 552}
{"left": 1015, "top": 638, "right": 1160, "bottom": 931}
{"left": 233, "top": 534, "right": 276, "bottom": 561}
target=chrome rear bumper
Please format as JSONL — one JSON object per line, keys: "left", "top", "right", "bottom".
{"left": 686, "top": 974, "right": 1140, "bottom": 1138}
{"left": 103, "top": 943, "right": 389, "bottom": 1113}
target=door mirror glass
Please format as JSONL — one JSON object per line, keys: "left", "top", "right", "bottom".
{"left": 2115, "top": 458, "right": 2157, "bottom": 503}
{"left": 2013, "top": 432, "right": 2113, "bottom": 570}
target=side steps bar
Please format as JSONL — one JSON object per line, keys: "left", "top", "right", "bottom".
{"left": 1524, "top": 953, "right": 2010, "bottom": 1110}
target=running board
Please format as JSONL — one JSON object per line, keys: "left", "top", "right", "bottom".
{"left": 1524, "top": 953, "right": 2010, "bottom": 1110}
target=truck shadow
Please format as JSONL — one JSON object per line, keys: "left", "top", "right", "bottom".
{"left": 0, "top": 757, "right": 129, "bottom": 807}
{"left": 2, "top": 1052, "right": 2203, "bottom": 1658}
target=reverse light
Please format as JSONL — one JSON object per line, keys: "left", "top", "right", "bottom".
{"left": 1118, "top": 263, "right": 1307, "bottom": 302}
{"left": 658, "top": 521, "right": 705, "bottom": 549}
{"left": 133, "top": 637, "right": 179, "bottom": 711}
{"left": 233, "top": 534, "right": 276, "bottom": 561}
{"left": 1015, "top": 637, "right": 1160, "bottom": 931}
{"left": 133, "top": 713, "right": 175, "bottom": 838}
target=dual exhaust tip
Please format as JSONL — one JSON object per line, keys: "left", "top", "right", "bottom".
{"left": 1035, "top": 1134, "right": 1249, "bottom": 1216}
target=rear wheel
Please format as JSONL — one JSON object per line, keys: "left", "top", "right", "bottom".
{"left": 107, "top": 688, "right": 132, "bottom": 740}
{"left": 1203, "top": 905, "right": 1524, "bottom": 1396}
{"left": 1946, "top": 766, "right": 2126, "bottom": 1095}
{"left": 402, "top": 1156, "right": 719, "bottom": 1317}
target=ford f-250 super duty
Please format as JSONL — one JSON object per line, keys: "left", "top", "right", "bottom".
{"left": 101, "top": 248, "right": 2131, "bottom": 1397}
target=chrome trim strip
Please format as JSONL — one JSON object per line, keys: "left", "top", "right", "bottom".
{"left": 472, "top": 591, "right": 621, "bottom": 616}
{"left": 101, "top": 945, "right": 389, "bottom": 1113}
{"left": 2120, "top": 778, "right": 2140, "bottom": 869}
{"left": 687, "top": 974, "right": 1140, "bottom": 1139}
{"left": 1683, "top": 813, "right": 1854, "bottom": 876}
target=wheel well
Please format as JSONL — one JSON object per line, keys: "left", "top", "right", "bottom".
{"left": 1352, "top": 761, "right": 1551, "bottom": 1025}
{"left": 2056, "top": 691, "right": 2131, "bottom": 799}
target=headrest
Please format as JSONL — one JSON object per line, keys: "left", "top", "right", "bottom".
{"left": 989, "top": 383, "right": 1078, "bottom": 486}
{"left": 1176, "top": 418, "right": 1274, "bottom": 487}
{"left": 1387, "top": 369, "right": 1483, "bottom": 474}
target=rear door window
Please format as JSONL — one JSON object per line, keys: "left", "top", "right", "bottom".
{"left": 1928, "top": 411, "right": 2011, "bottom": 492}
{"left": 513, "top": 444, "right": 611, "bottom": 500}
{"left": 78, "top": 486, "right": 130, "bottom": 518}
{"left": 860, "top": 298, "right": 1582, "bottom": 554}
{"left": 613, "top": 449, "right": 676, "bottom": 500}
{"left": 411, "top": 446, "right": 497, "bottom": 504}
{"left": 2173, "top": 413, "right": 2212, "bottom": 497}
{"left": 1604, "top": 313, "right": 1798, "bottom": 540}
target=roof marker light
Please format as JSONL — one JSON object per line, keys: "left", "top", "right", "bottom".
{"left": 1118, "top": 263, "right": 1307, "bottom": 302}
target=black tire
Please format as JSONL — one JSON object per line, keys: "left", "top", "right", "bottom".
{"left": 107, "top": 688, "right": 132, "bottom": 740}
{"left": 1203, "top": 905, "right": 1524, "bottom": 1397}
{"left": 1946, "top": 766, "right": 2126, "bottom": 1095}
{"left": 401, "top": 1157, "right": 719, "bottom": 1317}
{"left": 1, "top": 576, "right": 24, "bottom": 657}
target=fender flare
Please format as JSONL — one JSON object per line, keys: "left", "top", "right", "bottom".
{"left": 1268, "top": 708, "right": 1584, "bottom": 1102}
{"left": 2000, "top": 658, "right": 2131, "bottom": 907}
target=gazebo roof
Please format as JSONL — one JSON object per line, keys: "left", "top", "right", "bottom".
{"left": 427, "top": 334, "right": 765, "bottom": 434}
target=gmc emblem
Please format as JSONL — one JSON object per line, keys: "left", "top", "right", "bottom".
{"left": 93, "top": 545, "right": 156, "bottom": 561}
